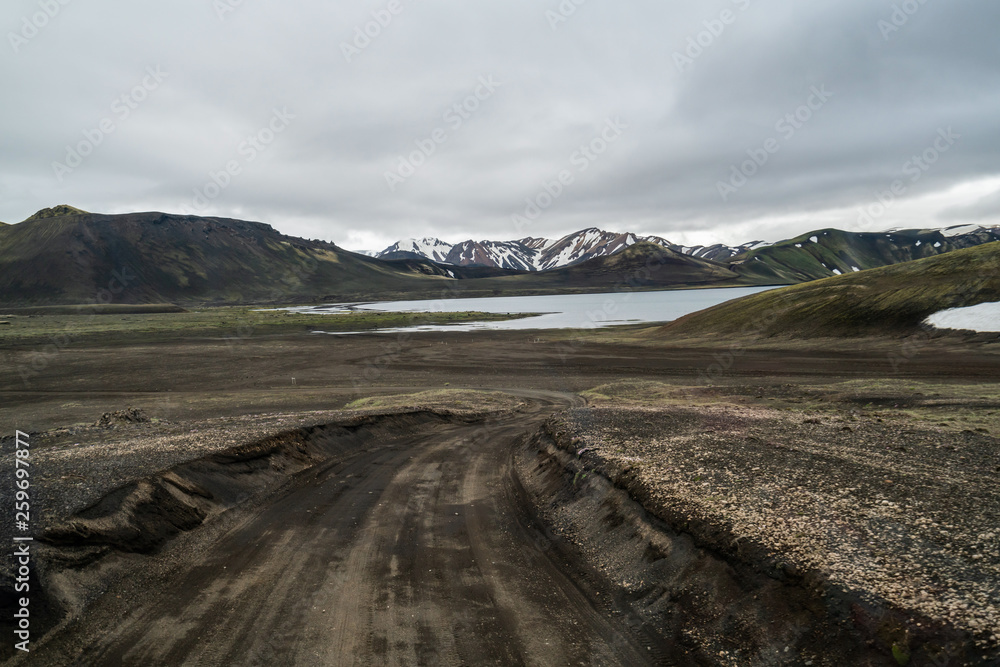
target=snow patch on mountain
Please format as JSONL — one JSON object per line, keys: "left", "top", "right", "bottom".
{"left": 941, "top": 224, "right": 983, "bottom": 238}
{"left": 366, "top": 224, "right": 1000, "bottom": 272}
{"left": 377, "top": 237, "right": 454, "bottom": 263}
{"left": 370, "top": 228, "right": 765, "bottom": 271}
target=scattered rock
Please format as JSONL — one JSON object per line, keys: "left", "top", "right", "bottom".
{"left": 95, "top": 408, "right": 150, "bottom": 428}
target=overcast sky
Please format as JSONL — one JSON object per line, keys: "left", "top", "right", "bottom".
{"left": 2, "top": 0, "right": 999, "bottom": 251}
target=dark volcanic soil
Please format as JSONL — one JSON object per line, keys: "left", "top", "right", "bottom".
{"left": 2, "top": 328, "right": 999, "bottom": 665}
{"left": 11, "top": 395, "right": 685, "bottom": 665}
{"left": 4, "top": 329, "right": 1000, "bottom": 432}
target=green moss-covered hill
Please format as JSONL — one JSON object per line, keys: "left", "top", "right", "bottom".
{"left": 731, "top": 227, "right": 999, "bottom": 284}
{"left": 660, "top": 242, "right": 1000, "bottom": 338}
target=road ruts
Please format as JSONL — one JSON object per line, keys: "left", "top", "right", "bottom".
{"left": 34, "top": 392, "right": 680, "bottom": 666}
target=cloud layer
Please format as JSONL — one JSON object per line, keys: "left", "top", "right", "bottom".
{"left": 2, "top": 0, "right": 999, "bottom": 250}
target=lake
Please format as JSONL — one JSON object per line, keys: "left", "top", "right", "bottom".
{"left": 295, "top": 286, "right": 778, "bottom": 333}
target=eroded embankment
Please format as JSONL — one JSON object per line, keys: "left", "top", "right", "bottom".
{"left": 515, "top": 419, "right": 982, "bottom": 667}
{"left": 0, "top": 410, "right": 460, "bottom": 662}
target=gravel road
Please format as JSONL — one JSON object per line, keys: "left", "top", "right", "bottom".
{"left": 17, "top": 391, "right": 681, "bottom": 666}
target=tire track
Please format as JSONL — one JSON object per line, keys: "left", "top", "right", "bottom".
{"left": 28, "top": 392, "right": 673, "bottom": 666}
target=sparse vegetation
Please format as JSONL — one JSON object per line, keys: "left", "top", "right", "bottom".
{"left": 0, "top": 306, "right": 532, "bottom": 345}
{"left": 660, "top": 242, "right": 1000, "bottom": 338}
{"left": 346, "top": 389, "right": 525, "bottom": 414}
{"left": 19, "top": 204, "right": 89, "bottom": 223}
{"left": 560, "top": 379, "right": 1000, "bottom": 653}
{"left": 732, "top": 227, "right": 1000, "bottom": 283}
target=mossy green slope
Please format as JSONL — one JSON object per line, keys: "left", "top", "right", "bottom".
{"left": 661, "top": 241, "right": 1000, "bottom": 337}
{"left": 733, "top": 227, "right": 1000, "bottom": 283}
{"left": 20, "top": 204, "right": 89, "bottom": 223}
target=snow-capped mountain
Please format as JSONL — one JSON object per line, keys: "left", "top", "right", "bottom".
{"left": 368, "top": 223, "right": 1000, "bottom": 273}
{"left": 377, "top": 237, "right": 454, "bottom": 263}
{"left": 534, "top": 230, "right": 638, "bottom": 271}
{"left": 445, "top": 239, "right": 540, "bottom": 271}
{"left": 371, "top": 228, "right": 764, "bottom": 272}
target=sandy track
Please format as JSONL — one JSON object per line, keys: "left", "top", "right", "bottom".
{"left": 25, "top": 391, "right": 674, "bottom": 666}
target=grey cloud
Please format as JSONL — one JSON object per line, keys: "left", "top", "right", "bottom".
{"left": 942, "top": 188, "right": 1000, "bottom": 222}
{"left": 1, "top": 0, "right": 998, "bottom": 248}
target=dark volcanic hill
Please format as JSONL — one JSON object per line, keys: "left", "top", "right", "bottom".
{"left": 0, "top": 209, "right": 472, "bottom": 306}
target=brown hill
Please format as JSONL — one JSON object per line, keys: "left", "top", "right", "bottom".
{"left": 0, "top": 210, "right": 465, "bottom": 306}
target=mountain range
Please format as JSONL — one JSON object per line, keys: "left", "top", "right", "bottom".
{"left": 367, "top": 225, "right": 1000, "bottom": 273}
{"left": 1, "top": 205, "right": 998, "bottom": 307}
{"left": 368, "top": 229, "right": 765, "bottom": 271}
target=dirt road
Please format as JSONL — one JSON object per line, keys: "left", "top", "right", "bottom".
{"left": 6, "top": 330, "right": 1000, "bottom": 665}
{"left": 27, "top": 392, "right": 678, "bottom": 666}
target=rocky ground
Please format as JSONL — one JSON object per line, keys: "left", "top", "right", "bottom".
{"left": 3, "top": 326, "right": 1000, "bottom": 664}
{"left": 553, "top": 380, "right": 1000, "bottom": 662}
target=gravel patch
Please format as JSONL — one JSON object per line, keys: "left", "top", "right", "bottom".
{"left": 556, "top": 398, "right": 1000, "bottom": 653}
